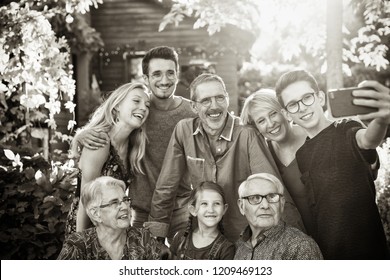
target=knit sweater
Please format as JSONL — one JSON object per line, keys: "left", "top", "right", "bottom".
{"left": 129, "top": 97, "right": 196, "bottom": 213}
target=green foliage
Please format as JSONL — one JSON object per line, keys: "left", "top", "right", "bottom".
{"left": 0, "top": 145, "right": 77, "bottom": 259}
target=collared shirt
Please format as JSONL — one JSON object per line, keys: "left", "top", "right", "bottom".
{"left": 149, "top": 113, "right": 282, "bottom": 242}
{"left": 234, "top": 222, "right": 323, "bottom": 260}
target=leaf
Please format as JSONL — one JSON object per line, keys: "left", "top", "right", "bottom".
{"left": 4, "top": 149, "right": 15, "bottom": 160}
{"left": 43, "top": 196, "right": 57, "bottom": 203}
{"left": 17, "top": 184, "right": 35, "bottom": 193}
{"left": 43, "top": 245, "right": 58, "bottom": 259}
{"left": 24, "top": 167, "right": 35, "bottom": 180}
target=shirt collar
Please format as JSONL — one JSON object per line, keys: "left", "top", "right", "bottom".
{"left": 193, "top": 112, "right": 236, "bottom": 141}
{"left": 240, "top": 221, "right": 286, "bottom": 243}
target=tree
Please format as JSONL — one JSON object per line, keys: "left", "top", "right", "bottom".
{"left": 159, "top": 0, "right": 261, "bottom": 35}
{"left": 347, "top": 0, "right": 390, "bottom": 72}
{"left": 326, "top": 0, "right": 343, "bottom": 91}
{"left": 160, "top": 0, "right": 390, "bottom": 87}
{"left": 0, "top": 0, "right": 103, "bottom": 145}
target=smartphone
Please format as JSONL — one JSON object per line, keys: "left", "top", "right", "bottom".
{"left": 328, "top": 87, "right": 377, "bottom": 118}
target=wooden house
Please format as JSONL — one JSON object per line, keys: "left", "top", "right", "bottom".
{"left": 75, "top": 0, "right": 255, "bottom": 125}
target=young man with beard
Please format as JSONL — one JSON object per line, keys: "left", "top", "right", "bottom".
{"left": 75, "top": 46, "right": 196, "bottom": 241}
{"left": 147, "top": 73, "right": 303, "bottom": 242}
{"left": 275, "top": 69, "right": 390, "bottom": 259}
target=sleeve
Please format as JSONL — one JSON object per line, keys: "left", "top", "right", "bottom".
{"left": 345, "top": 120, "right": 378, "bottom": 164}
{"left": 147, "top": 122, "right": 187, "bottom": 237}
{"left": 288, "top": 236, "right": 324, "bottom": 260}
{"left": 56, "top": 234, "right": 86, "bottom": 260}
{"left": 218, "top": 241, "right": 236, "bottom": 260}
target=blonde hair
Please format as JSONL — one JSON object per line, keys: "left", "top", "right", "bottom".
{"left": 81, "top": 176, "right": 127, "bottom": 225}
{"left": 72, "top": 82, "right": 150, "bottom": 174}
{"left": 240, "top": 89, "right": 282, "bottom": 125}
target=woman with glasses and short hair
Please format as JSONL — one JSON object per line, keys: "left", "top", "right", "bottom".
{"left": 58, "top": 176, "right": 168, "bottom": 260}
{"left": 240, "top": 89, "right": 313, "bottom": 235}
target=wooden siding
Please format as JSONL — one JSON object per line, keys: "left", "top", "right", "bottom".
{"left": 90, "top": 0, "right": 239, "bottom": 113}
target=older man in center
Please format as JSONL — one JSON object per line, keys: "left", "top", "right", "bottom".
{"left": 147, "top": 73, "right": 302, "bottom": 242}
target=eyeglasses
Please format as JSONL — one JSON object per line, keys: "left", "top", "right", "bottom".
{"left": 241, "top": 193, "right": 283, "bottom": 205}
{"left": 99, "top": 197, "right": 131, "bottom": 209}
{"left": 194, "top": 95, "right": 227, "bottom": 107}
{"left": 149, "top": 70, "right": 177, "bottom": 81}
{"left": 285, "top": 93, "right": 316, "bottom": 114}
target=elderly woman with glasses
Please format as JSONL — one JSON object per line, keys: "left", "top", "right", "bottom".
{"left": 58, "top": 176, "right": 168, "bottom": 260}
{"left": 240, "top": 89, "right": 313, "bottom": 235}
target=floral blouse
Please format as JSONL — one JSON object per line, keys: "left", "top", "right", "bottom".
{"left": 75, "top": 144, "right": 133, "bottom": 197}
{"left": 58, "top": 227, "right": 165, "bottom": 260}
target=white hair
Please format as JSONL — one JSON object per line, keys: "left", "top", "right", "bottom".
{"left": 238, "top": 173, "right": 284, "bottom": 197}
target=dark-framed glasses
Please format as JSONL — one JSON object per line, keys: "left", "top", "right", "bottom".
{"left": 194, "top": 95, "right": 227, "bottom": 107}
{"left": 285, "top": 92, "right": 316, "bottom": 114}
{"left": 99, "top": 197, "right": 131, "bottom": 209}
{"left": 241, "top": 193, "right": 283, "bottom": 205}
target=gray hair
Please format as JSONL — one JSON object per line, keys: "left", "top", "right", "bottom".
{"left": 238, "top": 173, "right": 284, "bottom": 198}
{"left": 189, "top": 73, "right": 227, "bottom": 101}
{"left": 81, "top": 176, "right": 126, "bottom": 225}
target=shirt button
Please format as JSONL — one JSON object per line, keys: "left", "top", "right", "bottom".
{"left": 217, "top": 148, "right": 221, "bottom": 152}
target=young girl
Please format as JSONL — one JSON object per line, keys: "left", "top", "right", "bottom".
{"left": 170, "top": 181, "right": 235, "bottom": 260}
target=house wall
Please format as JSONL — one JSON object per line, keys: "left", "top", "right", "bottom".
{"left": 90, "top": 0, "right": 239, "bottom": 114}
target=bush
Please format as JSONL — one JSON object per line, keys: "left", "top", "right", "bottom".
{"left": 0, "top": 145, "right": 77, "bottom": 259}
{"left": 376, "top": 138, "right": 390, "bottom": 250}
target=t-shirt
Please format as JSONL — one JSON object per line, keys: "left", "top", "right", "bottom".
{"left": 170, "top": 230, "right": 235, "bottom": 260}
{"left": 296, "top": 119, "right": 388, "bottom": 259}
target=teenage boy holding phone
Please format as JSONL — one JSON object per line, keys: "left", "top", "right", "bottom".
{"left": 275, "top": 69, "right": 390, "bottom": 260}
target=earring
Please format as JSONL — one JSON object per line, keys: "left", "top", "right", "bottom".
{"left": 113, "top": 109, "right": 119, "bottom": 123}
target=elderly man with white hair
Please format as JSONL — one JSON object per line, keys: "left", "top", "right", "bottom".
{"left": 234, "top": 173, "right": 323, "bottom": 260}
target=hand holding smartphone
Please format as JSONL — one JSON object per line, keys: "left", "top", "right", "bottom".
{"left": 328, "top": 87, "right": 378, "bottom": 118}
